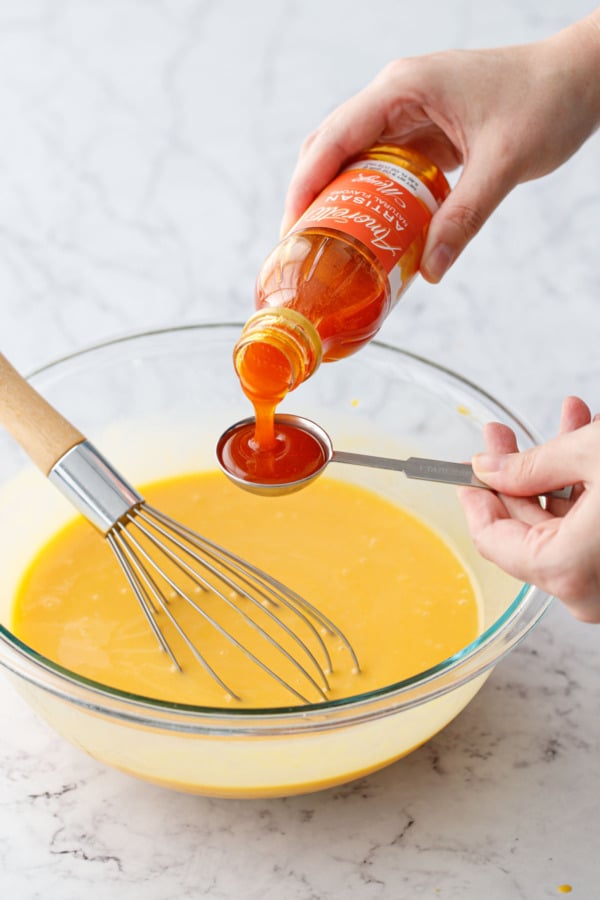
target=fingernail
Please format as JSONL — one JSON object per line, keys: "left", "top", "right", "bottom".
{"left": 422, "top": 243, "right": 456, "bottom": 282}
{"left": 472, "top": 452, "right": 508, "bottom": 474}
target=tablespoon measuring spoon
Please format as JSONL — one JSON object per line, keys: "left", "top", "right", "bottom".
{"left": 216, "top": 414, "right": 571, "bottom": 500}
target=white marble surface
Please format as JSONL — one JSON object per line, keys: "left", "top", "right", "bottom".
{"left": 0, "top": 1, "right": 599, "bottom": 898}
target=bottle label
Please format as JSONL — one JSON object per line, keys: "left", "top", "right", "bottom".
{"left": 289, "top": 157, "right": 440, "bottom": 277}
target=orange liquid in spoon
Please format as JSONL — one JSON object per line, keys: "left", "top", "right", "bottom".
{"left": 219, "top": 419, "right": 327, "bottom": 486}
{"left": 229, "top": 336, "right": 328, "bottom": 485}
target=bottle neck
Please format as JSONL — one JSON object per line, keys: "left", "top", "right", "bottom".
{"left": 233, "top": 307, "right": 323, "bottom": 404}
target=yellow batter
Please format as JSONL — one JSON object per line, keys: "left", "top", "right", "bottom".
{"left": 11, "top": 471, "right": 479, "bottom": 708}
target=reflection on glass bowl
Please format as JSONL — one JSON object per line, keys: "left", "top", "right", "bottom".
{"left": 0, "top": 324, "right": 552, "bottom": 798}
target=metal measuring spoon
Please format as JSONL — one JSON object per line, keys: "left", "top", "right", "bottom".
{"left": 217, "top": 414, "right": 571, "bottom": 500}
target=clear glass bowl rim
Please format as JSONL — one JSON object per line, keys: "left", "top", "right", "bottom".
{"left": 0, "top": 323, "right": 553, "bottom": 735}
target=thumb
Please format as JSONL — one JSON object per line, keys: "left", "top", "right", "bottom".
{"left": 421, "top": 149, "right": 514, "bottom": 282}
{"left": 472, "top": 426, "right": 598, "bottom": 496}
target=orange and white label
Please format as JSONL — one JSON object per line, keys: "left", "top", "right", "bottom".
{"left": 290, "top": 157, "right": 440, "bottom": 276}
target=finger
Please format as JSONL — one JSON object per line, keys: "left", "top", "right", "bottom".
{"left": 466, "top": 514, "right": 545, "bottom": 582}
{"left": 420, "top": 141, "right": 516, "bottom": 282}
{"left": 558, "top": 395, "right": 592, "bottom": 433}
{"left": 280, "top": 54, "right": 465, "bottom": 236}
{"left": 467, "top": 513, "right": 564, "bottom": 592}
{"left": 545, "top": 396, "right": 591, "bottom": 513}
{"left": 479, "top": 423, "right": 547, "bottom": 525}
{"left": 472, "top": 420, "right": 600, "bottom": 496}
{"left": 459, "top": 421, "right": 549, "bottom": 534}
{"left": 546, "top": 488, "right": 600, "bottom": 621}
{"left": 499, "top": 489, "right": 551, "bottom": 527}
{"left": 482, "top": 421, "right": 518, "bottom": 453}
{"left": 458, "top": 481, "right": 510, "bottom": 542}
{"left": 458, "top": 422, "right": 512, "bottom": 534}
{"left": 280, "top": 87, "right": 396, "bottom": 234}
{"left": 471, "top": 495, "right": 600, "bottom": 622}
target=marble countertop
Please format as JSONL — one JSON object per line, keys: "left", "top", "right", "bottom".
{"left": 0, "top": 2, "right": 599, "bottom": 898}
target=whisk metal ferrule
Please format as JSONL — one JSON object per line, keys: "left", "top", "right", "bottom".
{"left": 48, "top": 440, "right": 142, "bottom": 533}
{"left": 0, "top": 349, "right": 360, "bottom": 705}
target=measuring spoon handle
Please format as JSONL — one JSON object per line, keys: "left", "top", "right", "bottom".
{"left": 330, "top": 450, "right": 571, "bottom": 500}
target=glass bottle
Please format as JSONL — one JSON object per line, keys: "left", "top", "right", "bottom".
{"left": 234, "top": 144, "right": 450, "bottom": 448}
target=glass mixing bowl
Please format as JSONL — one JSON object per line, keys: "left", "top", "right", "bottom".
{"left": 0, "top": 324, "right": 551, "bottom": 798}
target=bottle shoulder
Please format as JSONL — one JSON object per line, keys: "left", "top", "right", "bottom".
{"left": 257, "top": 228, "right": 388, "bottom": 309}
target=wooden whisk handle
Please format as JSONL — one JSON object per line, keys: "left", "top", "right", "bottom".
{"left": 0, "top": 353, "right": 85, "bottom": 475}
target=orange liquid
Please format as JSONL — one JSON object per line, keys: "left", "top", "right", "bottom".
{"left": 236, "top": 341, "right": 296, "bottom": 448}
{"left": 219, "top": 420, "right": 326, "bottom": 485}
{"left": 256, "top": 230, "right": 391, "bottom": 362}
{"left": 235, "top": 229, "right": 390, "bottom": 472}
{"left": 235, "top": 144, "right": 450, "bottom": 477}
{"left": 11, "top": 471, "right": 480, "bottom": 709}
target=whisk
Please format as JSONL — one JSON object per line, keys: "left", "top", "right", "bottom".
{"left": 0, "top": 352, "right": 359, "bottom": 704}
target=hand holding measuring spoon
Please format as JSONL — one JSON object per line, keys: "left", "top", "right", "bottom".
{"left": 218, "top": 405, "right": 600, "bottom": 622}
{"left": 458, "top": 396, "right": 600, "bottom": 623}
{"left": 234, "top": 8, "right": 600, "bottom": 623}
{"left": 217, "top": 414, "right": 570, "bottom": 499}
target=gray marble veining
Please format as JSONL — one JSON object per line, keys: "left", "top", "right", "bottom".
{"left": 0, "top": 2, "right": 598, "bottom": 898}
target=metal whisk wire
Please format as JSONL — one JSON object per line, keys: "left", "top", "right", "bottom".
{"left": 0, "top": 350, "right": 359, "bottom": 704}
{"left": 107, "top": 504, "right": 358, "bottom": 703}
{"left": 53, "top": 445, "right": 360, "bottom": 704}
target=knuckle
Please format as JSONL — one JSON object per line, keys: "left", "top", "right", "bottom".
{"left": 372, "top": 54, "right": 437, "bottom": 94}
{"left": 570, "top": 605, "right": 600, "bottom": 624}
{"left": 522, "top": 524, "right": 600, "bottom": 612}
{"left": 443, "top": 202, "right": 486, "bottom": 241}
{"left": 375, "top": 51, "right": 447, "bottom": 83}
{"left": 553, "top": 571, "right": 587, "bottom": 603}
{"left": 544, "top": 564, "right": 597, "bottom": 610}
{"left": 299, "top": 128, "right": 321, "bottom": 155}
{"left": 512, "top": 449, "right": 540, "bottom": 482}
{"left": 468, "top": 529, "right": 495, "bottom": 563}
{"left": 375, "top": 57, "right": 415, "bottom": 83}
